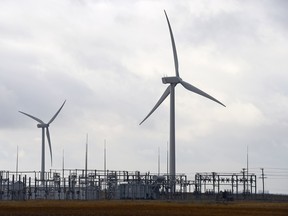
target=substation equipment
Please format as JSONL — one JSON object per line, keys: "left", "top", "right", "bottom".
{"left": 0, "top": 169, "right": 189, "bottom": 200}
{"left": 195, "top": 172, "right": 257, "bottom": 195}
{"left": 0, "top": 170, "right": 258, "bottom": 200}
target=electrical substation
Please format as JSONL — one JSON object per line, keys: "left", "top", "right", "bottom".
{"left": 0, "top": 169, "right": 263, "bottom": 201}
{"left": 0, "top": 169, "right": 189, "bottom": 200}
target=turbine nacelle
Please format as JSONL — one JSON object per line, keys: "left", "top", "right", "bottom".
{"left": 37, "top": 123, "right": 49, "bottom": 128}
{"left": 162, "top": 76, "right": 182, "bottom": 84}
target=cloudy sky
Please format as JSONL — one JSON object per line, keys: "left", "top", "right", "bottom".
{"left": 0, "top": 0, "right": 288, "bottom": 194}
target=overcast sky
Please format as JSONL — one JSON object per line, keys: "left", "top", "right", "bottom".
{"left": 0, "top": 0, "right": 288, "bottom": 194}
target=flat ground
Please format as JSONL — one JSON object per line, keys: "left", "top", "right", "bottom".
{"left": 0, "top": 200, "right": 288, "bottom": 216}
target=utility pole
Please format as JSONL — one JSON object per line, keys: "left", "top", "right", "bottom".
{"left": 242, "top": 168, "right": 246, "bottom": 195}
{"left": 246, "top": 145, "right": 249, "bottom": 193}
{"left": 104, "top": 139, "right": 106, "bottom": 179}
{"left": 167, "top": 141, "right": 169, "bottom": 177}
{"left": 104, "top": 139, "right": 107, "bottom": 199}
{"left": 158, "top": 147, "right": 160, "bottom": 176}
{"left": 16, "top": 145, "right": 19, "bottom": 177}
{"left": 85, "top": 134, "right": 88, "bottom": 200}
{"left": 62, "top": 149, "right": 65, "bottom": 181}
{"left": 260, "top": 168, "right": 265, "bottom": 197}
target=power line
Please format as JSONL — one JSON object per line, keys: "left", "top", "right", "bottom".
{"left": 250, "top": 167, "right": 288, "bottom": 170}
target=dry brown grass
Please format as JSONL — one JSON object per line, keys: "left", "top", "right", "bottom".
{"left": 0, "top": 200, "right": 287, "bottom": 216}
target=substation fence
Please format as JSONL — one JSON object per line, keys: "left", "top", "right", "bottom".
{"left": 0, "top": 170, "right": 190, "bottom": 201}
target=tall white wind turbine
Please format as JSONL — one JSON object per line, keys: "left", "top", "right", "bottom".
{"left": 140, "top": 11, "right": 225, "bottom": 192}
{"left": 19, "top": 100, "right": 66, "bottom": 181}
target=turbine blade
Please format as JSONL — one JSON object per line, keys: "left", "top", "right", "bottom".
{"left": 180, "top": 80, "right": 226, "bottom": 107}
{"left": 18, "top": 111, "right": 44, "bottom": 124}
{"left": 46, "top": 127, "right": 53, "bottom": 166}
{"left": 164, "top": 10, "right": 179, "bottom": 77}
{"left": 48, "top": 100, "right": 66, "bottom": 124}
{"left": 139, "top": 85, "right": 171, "bottom": 125}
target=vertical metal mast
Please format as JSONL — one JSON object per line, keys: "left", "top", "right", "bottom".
{"left": 85, "top": 134, "right": 88, "bottom": 181}
{"left": 16, "top": 145, "right": 19, "bottom": 177}
{"left": 167, "top": 141, "right": 169, "bottom": 177}
{"left": 158, "top": 147, "right": 160, "bottom": 176}
{"left": 62, "top": 149, "right": 64, "bottom": 180}
{"left": 104, "top": 139, "right": 107, "bottom": 191}
{"left": 247, "top": 145, "right": 249, "bottom": 192}
{"left": 104, "top": 139, "right": 106, "bottom": 174}
{"left": 85, "top": 134, "right": 88, "bottom": 200}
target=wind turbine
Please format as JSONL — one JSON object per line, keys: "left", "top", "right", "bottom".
{"left": 140, "top": 11, "right": 225, "bottom": 192}
{"left": 19, "top": 100, "right": 66, "bottom": 181}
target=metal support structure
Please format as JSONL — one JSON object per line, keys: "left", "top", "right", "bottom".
{"left": 170, "top": 84, "right": 176, "bottom": 193}
{"left": 260, "top": 168, "right": 266, "bottom": 196}
{"left": 195, "top": 172, "right": 257, "bottom": 196}
{"left": 0, "top": 169, "right": 189, "bottom": 200}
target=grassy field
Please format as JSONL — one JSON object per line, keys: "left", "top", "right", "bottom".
{"left": 0, "top": 200, "right": 288, "bottom": 216}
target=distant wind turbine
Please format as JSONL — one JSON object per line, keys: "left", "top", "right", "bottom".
{"left": 19, "top": 100, "right": 66, "bottom": 181}
{"left": 140, "top": 10, "right": 225, "bottom": 192}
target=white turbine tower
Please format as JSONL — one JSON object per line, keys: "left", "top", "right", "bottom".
{"left": 19, "top": 100, "right": 66, "bottom": 181}
{"left": 140, "top": 11, "right": 225, "bottom": 192}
